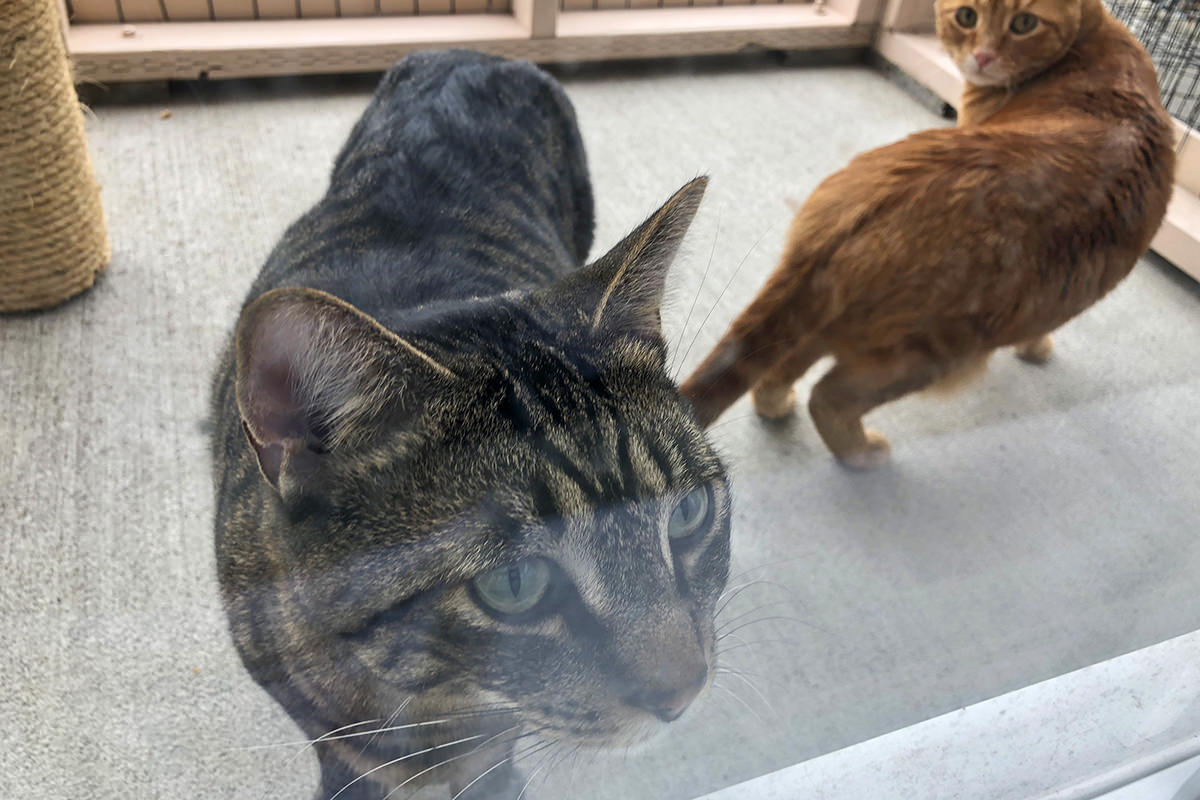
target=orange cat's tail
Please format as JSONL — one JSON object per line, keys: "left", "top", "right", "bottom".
{"left": 681, "top": 184, "right": 856, "bottom": 427}
{"left": 681, "top": 329, "right": 822, "bottom": 427}
{"left": 680, "top": 245, "right": 831, "bottom": 427}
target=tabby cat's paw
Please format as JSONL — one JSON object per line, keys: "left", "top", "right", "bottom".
{"left": 751, "top": 385, "right": 797, "bottom": 420}
{"left": 1015, "top": 335, "right": 1053, "bottom": 365}
{"left": 837, "top": 430, "right": 891, "bottom": 471}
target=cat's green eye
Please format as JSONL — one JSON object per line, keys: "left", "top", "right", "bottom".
{"left": 472, "top": 558, "right": 552, "bottom": 617}
{"left": 954, "top": 6, "right": 978, "bottom": 27}
{"left": 669, "top": 487, "right": 711, "bottom": 541}
{"left": 1009, "top": 12, "right": 1038, "bottom": 33}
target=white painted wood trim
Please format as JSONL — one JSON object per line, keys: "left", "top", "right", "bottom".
{"left": 67, "top": 16, "right": 530, "bottom": 80}
{"left": 1155, "top": 189, "right": 1200, "bottom": 284}
{"left": 555, "top": 4, "right": 858, "bottom": 37}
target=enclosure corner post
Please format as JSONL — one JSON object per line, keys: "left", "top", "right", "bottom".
{"left": 877, "top": 0, "right": 935, "bottom": 33}
{"left": 513, "top": 0, "right": 558, "bottom": 39}
{"left": 824, "top": 0, "right": 886, "bottom": 27}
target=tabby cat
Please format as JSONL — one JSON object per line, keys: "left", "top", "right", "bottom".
{"left": 680, "top": 0, "right": 1175, "bottom": 468}
{"left": 210, "top": 51, "right": 731, "bottom": 799}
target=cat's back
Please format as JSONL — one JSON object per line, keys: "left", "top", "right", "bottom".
{"left": 331, "top": 50, "right": 588, "bottom": 214}
{"left": 769, "top": 7, "right": 1175, "bottom": 344}
{"left": 987, "top": 9, "right": 1175, "bottom": 250}
{"left": 247, "top": 50, "right": 594, "bottom": 316}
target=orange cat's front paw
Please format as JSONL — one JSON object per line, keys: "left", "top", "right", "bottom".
{"left": 752, "top": 384, "right": 797, "bottom": 420}
{"left": 837, "top": 430, "right": 892, "bottom": 471}
{"left": 1015, "top": 335, "right": 1053, "bottom": 364}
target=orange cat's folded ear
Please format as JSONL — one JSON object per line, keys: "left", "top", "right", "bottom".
{"left": 561, "top": 176, "right": 707, "bottom": 340}
{"left": 234, "top": 288, "right": 452, "bottom": 495}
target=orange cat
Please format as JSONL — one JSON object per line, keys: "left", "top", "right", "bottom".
{"left": 680, "top": 0, "right": 1175, "bottom": 468}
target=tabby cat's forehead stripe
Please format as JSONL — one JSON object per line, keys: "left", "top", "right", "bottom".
{"left": 517, "top": 395, "right": 689, "bottom": 511}
{"left": 475, "top": 327, "right": 702, "bottom": 526}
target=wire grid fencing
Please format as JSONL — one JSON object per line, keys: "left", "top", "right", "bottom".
{"left": 1106, "top": 0, "right": 1200, "bottom": 132}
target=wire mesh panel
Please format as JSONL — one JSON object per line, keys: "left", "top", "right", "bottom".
{"left": 66, "top": 0, "right": 511, "bottom": 20}
{"left": 1106, "top": 0, "right": 1200, "bottom": 132}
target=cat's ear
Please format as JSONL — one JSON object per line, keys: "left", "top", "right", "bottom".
{"left": 571, "top": 176, "right": 707, "bottom": 339}
{"left": 234, "top": 288, "right": 454, "bottom": 494}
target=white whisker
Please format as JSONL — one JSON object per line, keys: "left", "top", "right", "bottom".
{"left": 252, "top": 718, "right": 384, "bottom": 800}
{"left": 241, "top": 717, "right": 460, "bottom": 752}
{"left": 717, "top": 668, "right": 775, "bottom": 710}
{"left": 560, "top": 744, "right": 586, "bottom": 799}
{"left": 715, "top": 601, "right": 793, "bottom": 633}
{"left": 671, "top": 207, "right": 723, "bottom": 378}
{"left": 515, "top": 742, "right": 559, "bottom": 800}
{"left": 712, "top": 682, "right": 767, "bottom": 728}
{"left": 730, "top": 578, "right": 802, "bottom": 603}
{"left": 379, "top": 724, "right": 524, "bottom": 800}
{"left": 238, "top": 718, "right": 383, "bottom": 754}
{"left": 715, "top": 578, "right": 799, "bottom": 620}
{"left": 360, "top": 698, "right": 412, "bottom": 756}
{"left": 450, "top": 755, "right": 513, "bottom": 800}
{"left": 717, "top": 579, "right": 759, "bottom": 602}
{"left": 717, "top": 614, "right": 828, "bottom": 640}
{"left": 705, "top": 412, "right": 762, "bottom": 434}
{"left": 722, "top": 553, "right": 817, "bottom": 587}
{"left": 675, "top": 221, "right": 776, "bottom": 377}
{"left": 531, "top": 742, "right": 576, "bottom": 799}
{"left": 328, "top": 733, "right": 489, "bottom": 800}
{"left": 716, "top": 637, "right": 803, "bottom": 656}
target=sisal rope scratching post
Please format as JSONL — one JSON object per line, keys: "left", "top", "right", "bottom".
{"left": 1, "top": 0, "right": 110, "bottom": 313}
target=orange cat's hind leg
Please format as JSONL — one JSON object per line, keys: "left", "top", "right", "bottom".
{"left": 751, "top": 340, "right": 825, "bottom": 420}
{"left": 808, "top": 355, "right": 940, "bottom": 470}
{"left": 1014, "top": 334, "right": 1053, "bottom": 364}
{"left": 752, "top": 384, "right": 798, "bottom": 420}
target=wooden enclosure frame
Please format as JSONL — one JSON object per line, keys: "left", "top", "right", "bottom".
{"left": 65, "top": 0, "right": 879, "bottom": 83}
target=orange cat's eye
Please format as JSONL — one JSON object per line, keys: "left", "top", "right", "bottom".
{"left": 954, "top": 6, "right": 978, "bottom": 27}
{"left": 1010, "top": 12, "right": 1038, "bottom": 33}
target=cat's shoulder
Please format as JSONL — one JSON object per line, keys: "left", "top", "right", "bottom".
{"left": 377, "top": 50, "right": 569, "bottom": 114}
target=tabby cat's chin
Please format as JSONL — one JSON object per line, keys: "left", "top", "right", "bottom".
{"left": 561, "top": 714, "right": 674, "bottom": 750}
{"left": 516, "top": 695, "right": 708, "bottom": 749}
{"left": 515, "top": 686, "right": 710, "bottom": 752}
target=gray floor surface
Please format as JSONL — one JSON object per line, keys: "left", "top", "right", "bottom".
{"left": 3, "top": 56, "right": 1199, "bottom": 800}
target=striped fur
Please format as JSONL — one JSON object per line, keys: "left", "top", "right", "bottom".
{"left": 210, "top": 51, "right": 729, "bottom": 800}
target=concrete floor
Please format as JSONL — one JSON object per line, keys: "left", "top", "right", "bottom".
{"left": 2, "top": 55, "right": 1199, "bottom": 800}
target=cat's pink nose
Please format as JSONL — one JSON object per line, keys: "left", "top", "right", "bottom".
{"left": 974, "top": 51, "right": 996, "bottom": 69}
